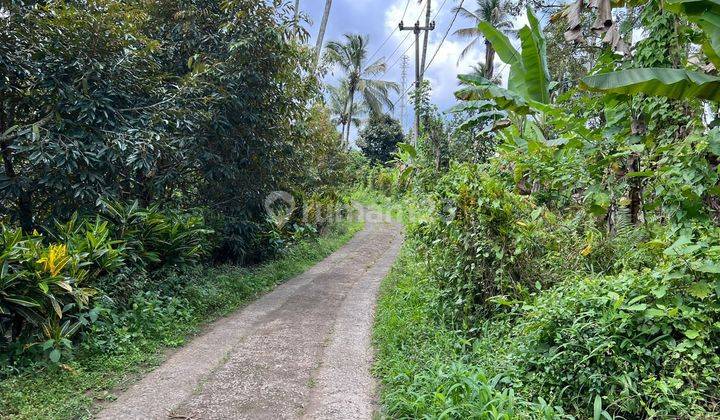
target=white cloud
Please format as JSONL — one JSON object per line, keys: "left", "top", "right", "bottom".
{"left": 380, "top": 0, "right": 532, "bottom": 111}
{"left": 321, "top": 0, "right": 534, "bottom": 139}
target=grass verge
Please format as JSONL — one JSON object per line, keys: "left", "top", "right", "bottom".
{"left": 358, "top": 191, "right": 560, "bottom": 418}
{"left": 0, "top": 220, "right": 363, "bottom": 419}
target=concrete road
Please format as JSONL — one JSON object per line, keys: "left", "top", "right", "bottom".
{"left": 97, "top": 210, "right": 403, "bottom": 419}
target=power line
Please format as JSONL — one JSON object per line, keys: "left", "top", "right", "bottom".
{"left": 369, "top": 0, "right": 427, "bottom": 69}
{"left": 400, "top": 0, "right": 412, "bottom": 21}
{"left": 423, "top": 0, "right": 464, "bottom": 73}
{"left": 385, "top": 36, "right": 416, "bottom": 74}
{"left": 390, "top": 0, "right": 464, "bottom": 110}
{"left": 432, "top": 0, "right": 450, "bottom": 21}
{"left": 366, "top": 29, "right": 398, "bottom": 65}
{"left": 383, "top": 31, "right": 413, "bottom": 69}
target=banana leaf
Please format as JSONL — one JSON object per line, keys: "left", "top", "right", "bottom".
{"left": 581, "top": 68, "right": 720, "bottom": 101}
{"left": 456, "top": 74, "right": 532, "bottom": 114}
{"left": 666, "top": 0, "right": 720, "bottom": 16}
{"left": 665, "top": 0, "right": 720, "bottom": 65}
{"left": 475, "top": 21, "right": 527, "bottom": 94}
{"left": 477, "top": 21, "right": 521, "bottom": 66}
{"left": 449, "top": 100, "right": 496, "bottom": 113}
{"left": 457, "top": 110, "right": 508, "bottom": 131}
{"left": 519, "top": 7, "right": 551, "bottom": 104}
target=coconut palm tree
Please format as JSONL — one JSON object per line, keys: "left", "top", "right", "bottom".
{"left": 315, "top": 0, "right": 333, "bottom": 63}
{"left": 294, "top": 0, "right": 300, "bottom": 27}
{"left": 464, "top": 63, "right": 502, "bottom": 85}
{"left": 452, "top": 0, "right": 515, "bottom": 78}
{"left": 324, "top": 34, "right": 399, "bottom": 146}
{"left": 326, "top": 81, "right": 370, "bottom": 137}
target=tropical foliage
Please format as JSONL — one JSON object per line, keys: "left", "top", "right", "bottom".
{"left": 0, "top": 0, "right": 356, "bottom": 369}
{"left": 357, "top": 114, "right": 405, "bottom": 164}
{"left": 324, "top": 34, "right": 399, "bottom": 145}
{"left": 362, "top": 0, "right": 720, "bottom": 417}
{"left": 452, "top": 0, "right": 518, "bottom": 76}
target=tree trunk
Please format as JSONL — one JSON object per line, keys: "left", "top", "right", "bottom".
{"left": 706, "top": 155, "right": 720, "bottom": 224}
{"left": 628, "top": 116, "right": 646, "bottom": 225}
{"left": 314, "top": 0, "right": 333, "bottom": 64}
{"left": 339, "top": 117, "right": 348, "bottom": 145}
{"left": 627, "top": 153, "right": 643, "bottom": 224}
{"left": 434, "top": 134, "right": 441, "bottom": 171}
{"left": 1, "top": 111, "right": 32, "bottom": 232}
{"left": 293, "top": 0, "right": 301, "bottom": 34}
{"left": 345, "top": 88, "right": 356, "bottom": 148}
{"left": 420, "top": 0, "right": 431, "bottom": 76}
{"left": 485, "top": 39, "right": 495, "bottom": 79}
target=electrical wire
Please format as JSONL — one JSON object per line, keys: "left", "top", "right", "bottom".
{"left": 423, "top": 0, "right": 464, "bottom": 73}
{"left": 390, "top": 0, "right": 465, "bottom": 109}
{"left": 366, "top": 0, "right": 425, "bottom": 65}
{"left": 367, "top": 0, "right": 424, "bottom": 67}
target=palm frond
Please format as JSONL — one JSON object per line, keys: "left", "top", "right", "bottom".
{"left": 453, "top": 27, "right": 482, "bottom": 40}
{"left": 458, "top": 37, "right": 481, "bottom": 64}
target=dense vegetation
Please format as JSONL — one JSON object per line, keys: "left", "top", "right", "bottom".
{"left": 4, "top": 0, "right": 720, "bottom": 418}
{"left": 0, "top": 0, "right": 353, "bottom": 383}
{"left": 362, "top": 1, "right": 720, "bottom": 418}
{"left": 0, "top": 221, "right": 361, "bottom": 418}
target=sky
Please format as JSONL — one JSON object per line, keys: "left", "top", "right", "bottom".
{"left": 300, "top": 0, "right": 529, "bottom": 138}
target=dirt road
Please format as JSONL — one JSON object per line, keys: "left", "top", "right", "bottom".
{"left": 97, "top": 210, "right": 403, "bottom": 419}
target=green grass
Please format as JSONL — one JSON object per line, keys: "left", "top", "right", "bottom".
{"left": 359, "top": 190, "right": 562, "bottom": 419}
{"left": 0, "top": 220, "right": 363, "bottom": 419}
{"left": 372, "top": 240, "right": 564, "bottom": 419}
{"left": 352, "top": 187, "right": 432, "bottom": 226}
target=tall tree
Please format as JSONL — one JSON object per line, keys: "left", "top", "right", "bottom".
{"left": 315, "top": 0, "right": 333, "bottom": 63}
{"left": 294, "top": 0, "right": 300, "bottom": 28}
{"left": 325, "top": 34, "right": 399, "bottom": 146}
{"left": 327, "top": 81, "right": 369, "bottom": 136}
{"left": 357, "top": 113, "right": 404, "bottom": 164}
{"left": 452, "top": 0, "right": 515, "bottom": 78}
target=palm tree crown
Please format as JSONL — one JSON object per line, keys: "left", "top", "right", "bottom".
{"left": 326, "top": 81, "right": 369, "bottom": 130}
{"left": 324, "top": 34, "right": 399, "bottom": 146}
{"left": 452, "top": 0, "right": 515, "bottom": 78}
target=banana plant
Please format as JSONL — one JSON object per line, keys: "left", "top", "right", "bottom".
{"left": 391, "top": 142, "right": 418, "bottom": 186}
{"left": 582, "top": 0, "right": 720, "bottom": 102}
{"left": 455, "top": 6, "right": 553, "bottom": 116}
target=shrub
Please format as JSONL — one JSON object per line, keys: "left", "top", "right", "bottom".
{"left": 373, "top": 240, "right": 566, "bottom": 419}
{"left": 363, "top": 161, "right": 720, "bottom": 417}
{"left": 456, "top": 225, "right": 720, "bottom": 418}
{"left": 0, "top": 202, "right": 213, "bottom": 363}
{"left": 357, "top": 113, "right": 405, "bottom": 164}
{"left": 99, "top": 201, "right": 212, "bottom": 270}
{"left": 415, "top": 165, "right": 578, "bottom": 326}
{"left": 0, "top": 227, "right": 98, "bottom": 363}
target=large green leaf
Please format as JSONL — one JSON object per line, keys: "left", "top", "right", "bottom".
{"left": 456, "top": 74, "right": 532, "bottom": 114}
{"left": 581, "top": 68, "right": 720, "bottom": 101}
{"left": 457, "top": 110, "right": 508, "bottom": 131}
{"left": 666, "top": 0, "right": 720, "bottom": 16}
{"left": 665, "top": 0, "right": 720, "bottom": 65}
{"left": 518, "top": 7, "right": 551, "bottom": 103}
{"left": 449, "top": 100, "right": 496, "bottom": 113}
{"left": 476, "top": 21, "right": 521, "bottom": 66}
{"left": 475, "top": 20, "right": 529, "bottom": 97}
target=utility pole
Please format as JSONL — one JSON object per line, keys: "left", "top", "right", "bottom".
{"left": 399, "top": 19, "right": 435, "bottom": 146}
{"left": 420, "top": 0, "right": 431, "bottom": 77}
{"left": 399, "top": 55, "right": 409, "bottom": 132}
